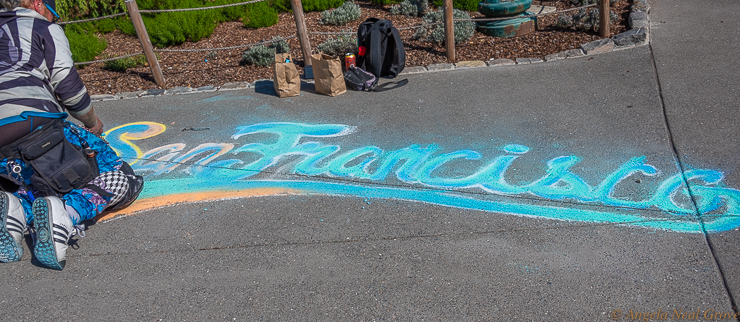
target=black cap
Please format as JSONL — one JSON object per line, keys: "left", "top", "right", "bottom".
{"left": 42, "top": 0, "right": 59, "bottom": 19}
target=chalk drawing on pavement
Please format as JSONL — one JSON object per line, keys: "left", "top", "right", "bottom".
{"left": 100, "top": 122, "right": 740, "bottom": 233}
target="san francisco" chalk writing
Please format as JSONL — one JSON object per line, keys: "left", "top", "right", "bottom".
{"left": 104, "top": 122, "right": 740, "bottom": 233}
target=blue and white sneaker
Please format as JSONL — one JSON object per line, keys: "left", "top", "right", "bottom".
{"left": 32, "top": 197, "right": 75, "bottom": 270}
{"left": 0, "top": 192, "right": 26, "bottom": 262}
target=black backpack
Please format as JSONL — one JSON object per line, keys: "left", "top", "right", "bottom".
{"left": 356, "top": 18, "right": 405, "bottom": 78}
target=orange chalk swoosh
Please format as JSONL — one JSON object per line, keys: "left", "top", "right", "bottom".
{"left": 97, "top": 187, "right": 303, "bottom": 222}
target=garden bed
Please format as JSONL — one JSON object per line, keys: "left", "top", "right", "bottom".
{"left": 77, "top": 0, "right": 630, "bottom": 95}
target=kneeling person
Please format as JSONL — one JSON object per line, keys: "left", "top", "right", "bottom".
{"left": 0, "top": 0, "right": 143, "bottom": 269}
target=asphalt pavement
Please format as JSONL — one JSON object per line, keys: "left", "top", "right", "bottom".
{"left": 1, "top": 0, "right": 739, "bottom": 320}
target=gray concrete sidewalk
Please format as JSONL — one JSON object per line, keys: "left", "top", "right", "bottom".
{"left": 649, "top": 0, "right": 740, "bottom": 316}
{"left": 1, "top": 0, "right": 739, "bottom": 320}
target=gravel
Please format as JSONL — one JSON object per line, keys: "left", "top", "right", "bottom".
{"left": 77, "top": 0, "right": 630, "bottom": 95}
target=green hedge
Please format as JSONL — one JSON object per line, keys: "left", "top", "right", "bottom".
{"left": 272, "top": 0, "right": 345, "bottom": 12}
{"left": 56, "top": 0, "right": 126, "bottom": 20}
{"left": 370, "top": 0, "right": 401, "bottom": 6}
{"left": 62, "top": 0, "right": 347, "bottom": 55}
{"left": 104, "top": 54, "right": 148, "bottom": 71}
{"left": 431, "top": 0, "right": 478, "bottom": 11}
{"left": 64, "top": 24, "right": 108, "bottom": 64}
{"left": 112, "top": 0, "right": 284, "bottom": 47}
{"left": 144, "top": 12, "right": 220, "bottom": 47}
{"left": 243, "top": 1, "right": 279, "bottom": 29}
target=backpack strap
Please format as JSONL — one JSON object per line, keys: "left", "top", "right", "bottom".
{"left": 372, "top": 79, "right": 408, "bottom": 92}
{"left": 389, "top": 26, "right": 406, "bottom": 77}
{"left": 367, "top": 23, "right": 386, "bottom": 77}
{"left": 356, "top": 18, "right": 380, "bottom": 70}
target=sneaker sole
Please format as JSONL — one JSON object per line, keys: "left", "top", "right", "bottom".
{"left": 111, "top": 175, "right": 144, "bottom": 210}
{"left": 32, "top": 199, "right": 65, "bottom": 270}
{"left": 0, "top": 193, "right": 23, "bottom": 262}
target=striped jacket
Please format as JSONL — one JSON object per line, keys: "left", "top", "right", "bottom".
{"left": 0, "top": 7, "right": 91, "bottom": 126}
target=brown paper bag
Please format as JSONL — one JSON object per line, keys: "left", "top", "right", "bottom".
{"left": 273, "top": 53, "right": 300, "bottom": 98}
{"left": 312, "top": 53, "right": 346, "bottom": 97}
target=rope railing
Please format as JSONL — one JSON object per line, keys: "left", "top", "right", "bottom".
{"left": 397, "top": 21, "right": 443, "bottom": 31}
{"left": 308, "top": 21, "right": 444, "bottom": 36}
{"left": 73, "top": 52, "right": 144, "bottom": 66}
{"left": 309, "top": 31, "right": 355, "bottom": 35}
{"left": 152, "top": 35, "right": 297, "bottom": 52}
{"left": 58, "top": 12, "right": 128, "bottom": 25}
{"left": 138, "top": 0, "right": 267, "bottom": 13}
{"left": 65, "top": 0, "right": 613, "bottom": 86}
{"left": 71, "top": 35, "right": 298, "bottom": 66}
{"left": 59, "top": 0, "right": 267, "bottom": 25}
{"left": 60, "top": 2, "right": 594, "bottom": 27}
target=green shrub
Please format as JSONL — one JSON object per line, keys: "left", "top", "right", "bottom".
{"left": 557, "top": 14, "right": 574, "bottom": 28}
{"left": 272, "top": 0, "right": 344, "bottom": 12}
{"left": 411, "top": 26, "right": 426, "bottom": 40}
{"left": 270, "top": 0, "right": 293, "bottom": 12}
{"left": 115, "top": 17, "right": 136, "bottom": 35}
{"left": 177, "top": 10, "right": 220, "bottom": 41}
{"left": 316, "top": 32, "right": 357, "bottom": 56}
{"left": 103, "top": 54, "right": 148, "bottom": 71}
{"left": 431, "top": 0, "right": 478, "bottom": 11}
{"left": 271, "top": 37, "right": 291, "bottom": 54}
{"left": 214, "top": 0, "right": 250, "bottom": 21}
{"left": 320, "top": 0, "right": 361, "bottom": 25}
{"left": 421, "top": 8, "right": 475, "bottom": 45}
{"left": 94, "top": 19, "right": 116, "bottom": 34}
{"left": 142, "top": 14, "right": 186, "bottom": 47}
{"left": 65, "top": 0, "right": 280, "bottom": 49}
{"left": 240, "top": 37, "right": 291, "bottom": 67}
{"left": 136, "top": 0, "right": 190, "bottom": 10}
{"left": 306, "top": 0, "right": 345, "bottom": 12}
{"left": 570, "top": 0, "right": 619, "bottom": 6}
{"left": 65, "top": 20, "right": 116, "bottom": 35}
{"left": 557, "top": 8, "right": 620, "bottom": 32}
{"left": 371, "top": 0, "right": 401, "bottom": 6}
{"left": 242, "top": 46, "right": 275, "bottom": 67}
{"left": 64, "top": 24, "right": 107, "bottom": 63}
{"left": 56, "top": 0, "right": 126, "bottom": 20}
{"left": 390, "top": 0, "right": 415, "bottom": 16}
{"left": 244, "top": 1, "right": 280, "bottom": 29}
{"left": 390, "top": 0, "right": 427, "bottom": 16}
{"left": 120, "top": 0, "right": 230, "bottom": 47}
{"left": 123, "top": 10, "right": 220, "bottom": 47}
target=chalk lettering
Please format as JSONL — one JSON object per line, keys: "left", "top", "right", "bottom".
{"left": 103, "top": 122, "right": 740, "bottom": 233}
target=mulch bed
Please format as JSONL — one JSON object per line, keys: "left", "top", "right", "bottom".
{"left": 77, "top": 0, "right": 630, "bottom": 95}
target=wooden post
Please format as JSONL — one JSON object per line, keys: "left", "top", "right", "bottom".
{"left": 290, "top": 0, "right": 312, "bottom": 70}
{"left": 599, "top": 0, "right": 610, "bottom": 38}
{"left": 443, "top": 0, "right": 455, "bottom": 63}
{"left": 125, "top": 0, "right": 166, "bottom": 88}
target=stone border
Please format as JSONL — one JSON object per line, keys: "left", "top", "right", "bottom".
{"left": 93, "top": 0, "right": 650, "bottom": 102}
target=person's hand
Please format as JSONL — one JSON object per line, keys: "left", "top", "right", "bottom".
{"left": 74, "top": 108, "right": 104, "bottom": 135}
{"left": 87, "top": 116, "right": 104, "bottom": 135}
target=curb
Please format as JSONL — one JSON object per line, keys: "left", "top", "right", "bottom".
{"left": 93, "top": 0, "right": 651, "bottom": 102}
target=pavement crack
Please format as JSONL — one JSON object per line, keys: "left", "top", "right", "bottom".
{"left": 648, "top": 41, "right": 738, "bottom": 315}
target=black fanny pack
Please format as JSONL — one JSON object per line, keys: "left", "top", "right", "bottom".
{"left": 344, "top": 66, "right": 378, "bottom": 91}
{"left": 0, "top": 119, "right": 99, "bottom": 196}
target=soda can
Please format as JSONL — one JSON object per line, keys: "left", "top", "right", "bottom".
{"left": 345, "top": 53, "right": 356, "bottom": 70}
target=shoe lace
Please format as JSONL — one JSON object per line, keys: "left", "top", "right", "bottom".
{"left": 73, "top": 223, "right": 86, "bottom": 238}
